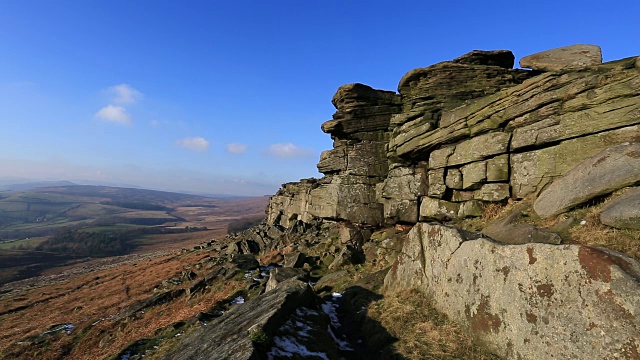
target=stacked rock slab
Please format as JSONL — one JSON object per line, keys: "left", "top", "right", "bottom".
{"left": 267, "top": 83, "right": 402, "bottom": 227}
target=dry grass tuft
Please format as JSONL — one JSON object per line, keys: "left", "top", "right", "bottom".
{"left": 566, "top": 202, "right": 640, "bottom": 260}
{"left": 368, "top": 289, "right": 498, "bottom": 360}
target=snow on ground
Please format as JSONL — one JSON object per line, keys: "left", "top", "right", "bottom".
{"left": 267, "top": 336, "right": 329, "bottom": 360}
{"left": 230, "top": 296, "right": 245, "bottom": 305}
{"left": 327, "top": 325, "right": 354, "bottom": 351}
{"left": 320, "top": 292, "right": 355, "bottom": 352}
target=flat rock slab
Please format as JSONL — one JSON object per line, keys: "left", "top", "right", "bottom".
{"left": 600, "top": 187, "right": 640, "bottom": 230}
{"left": 520, "top": 44, "right": 602, "bottom": 71}
{"left": 482, "top": 211, "right": 562, "bottom": 245}
{"left": 161, "top": 279, "right": 315, "bottom": 360}
{"left": 385, "top": 223, "right": 640, "bottom": 360}
{"left": 534, "top": 142, "right": 640, "bottom": 218}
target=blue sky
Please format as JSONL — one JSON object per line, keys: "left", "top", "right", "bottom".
{"left": 0, "top": 1, "right": 638, "bottom": 196}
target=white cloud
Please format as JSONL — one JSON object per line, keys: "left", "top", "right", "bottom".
{"left": 175, "top": 137, "right": 211, "bottom": 152}
{"left": 108, "top": 84, "right": 142, "bottom": 104}
{"left": 95, "top": 105, "right": 132, "bottom": 125}
{"left": 226, "top": 143, "right": 248, "bottom": 154}
{"left": 266, "top": 142, "right": 313, "bottom": 158}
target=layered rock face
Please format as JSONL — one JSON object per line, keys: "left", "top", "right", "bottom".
{"left": 267, "top": 83, "right": 402, "bottom": 226}
{"left": 267, "top": 46, "right": 640, "bottom": 228}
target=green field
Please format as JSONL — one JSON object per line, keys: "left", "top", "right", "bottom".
{"left": 0, "top": 237, "right": 48, "bottom": 250}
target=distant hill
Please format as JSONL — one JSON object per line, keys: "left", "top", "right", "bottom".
{"left": 0, "top": 180, "right": 77, "bottom": 191}
{"left": 0, "top": 185, "right": 229, "bottom": 240}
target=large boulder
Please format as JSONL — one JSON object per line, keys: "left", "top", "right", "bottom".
{"left": 520, "top": 44, "right": 602, "bottom": 71}
{"left": 534, "top": 142, "right": 640, "bottom": 218}
{"left": 600, "top": 187, "right": 640, "bottom": 230}
{"left": 265, "top": 267, "right": 307, "bottom": 292}
{"left": 385, "top": 223, "right": 640, "bottom": 360}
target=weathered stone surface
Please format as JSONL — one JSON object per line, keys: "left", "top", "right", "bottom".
{"left": 385, "top": 223, "right": 640, "bottom": 360}
{"left": 389, "top": 61, "right": 533, "bottom": 160}
{"left": 230, "top": 254, "right": 260, "bottom": 271}
{"left": 284, "top": 252, "right": 307, "bottom": 268}
{"left": 482, "top": 211, "right": 562, "bottom": 245}
{"left": 381, "top": 167, "right": 428, "bottom": 200}
{"left": 445, "top": 168, "right": 463, "bottom": 189}
{"left": 534, "top": 142, "right": 640, "bottom": 218}
{"left": 447, "top": 132, "right": 511, "bottom": 167}
{"left": 419, "top": 197, "right": 459, "bottom": 221}
{"left": 397, "top": 62, "right": 532, "bottom": 114}
{"left": 317, "top": 148, "right": 345, "bottom": 174}
{"left": 331, "top": 83, "right": 400, "bottom": 112}
{"left": 307, "top": 175, "right": 384, "bottom": 225}
{"left": 428, "top": 146, "right": 454, "bottom": 169}
{"left": 161, "top": 279, "right": 319, "bottom": 360}
{"left": 474, "top": 183, "right": 510, "bottom": 202}
{"left": 458, "top": 200, "right": 484, "bottom": 218}
{"left": 380, "top": 167, "right": 428, "bottom": 224}
{"left": 451, "top": 190, "right": 475, "bottom": 202}
{"left": 520, "top": 44, "right": 602, "bottom": 71}
{"left": 394, "top": 56, "right": 639, "bottom": 160}
{"left": 600, "top": 187, "right": 640, "bottom": 230}
{"left": 266, "top": 179, "right": 319, "bottom": 227}
{"left": 486, "top": 154, "right": 509, "bottom": 182}
{"left": 461, "top": 161, "right": 486, "bottom": 190}
{"left": 452, "top": 50, "right": 515, "bottom": 69}
{"left": 324, "top": 83, "right": 401, "bottom": 137}
{"left": 265, "top": 267, "right": 307, "bottom": 292}
{"left": 511, "top": 125, "right": 640, "bottom": 198}
{"left": 427, "top": 169, "right": 447, "bottom": 198}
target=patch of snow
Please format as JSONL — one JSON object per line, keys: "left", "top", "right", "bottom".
{"left": 120, "top": 351, "right": 131, "bottom": 360}
{"left": 293, "top": 320, "right": 312, "bottom": 334}
{"left": 63, "top": 324, "right": 75, "bottom": 334}
{"left": 295, "top": 307, "right": 318, "bottom": 317}
{"left": 331, "top": 292, "right": 343, "bottom": 298}
{"left": 267, "top": 336, "right": 329, "bottom": 360}
{"left": 230, "top": 296, "right": 245, "bottom": 305}
{"left": 580, "top": 220, "right": 587, "bottom": 225}
{"left": 321, "top": 301, "right": 341, "bottom": 328}
{"left": 327, "top": 325, "right": 354, "bottom": 351}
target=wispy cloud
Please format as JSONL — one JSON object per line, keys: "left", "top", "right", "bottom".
{"left": 266, "top": 142, "right": 313, "bottom": 158}
{"left": 108, "top": 84, "right": 142, "bottom": 104}
{"left": 95, "top": 105, "right": 132, "bottom": 125}
{"left": 175, "top": 137, "right": 210, "bottom": 152}
{"left": 226, "top": 143, "right": 248, "bottom": 154}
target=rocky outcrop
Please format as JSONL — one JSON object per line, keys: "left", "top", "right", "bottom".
{"left": 520, "top": 44, "right": 603, "bottom": 71}
{"left": 534, "top": 142, "right": 640, "bottom": 218}
{"left": 385, "top": 223, "right": 640, "bottom": 360}
{"left": 600, "top": 187, "right": 640, "bottom": 230}
{"left": 265, "top": 45, "right": 639, "bottom": 234}
{"left": 254, "top": 47, "right": 640, "bottom": 357}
